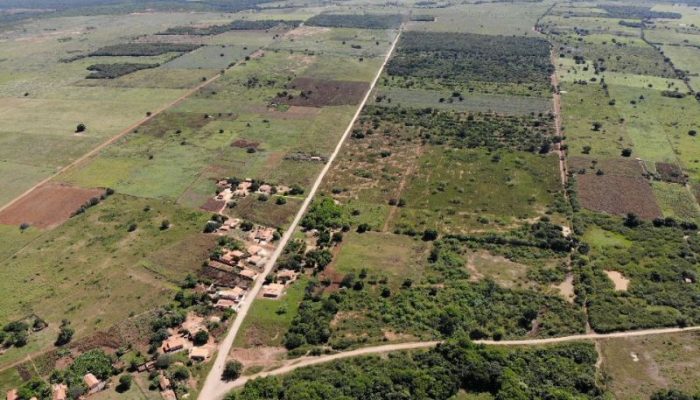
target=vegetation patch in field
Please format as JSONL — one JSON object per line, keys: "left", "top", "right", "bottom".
{"left": 306, "top": 13, "right": 403, "bottom": 29}
{"left": 86, "top": 63, "right": 159, "bottom": 79}
{"left": 159, "top": 19, "right": 301, "bottom": 36}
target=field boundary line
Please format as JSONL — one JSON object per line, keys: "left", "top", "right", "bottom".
{"left": 196, "top": 26, "right": 404, "bottom": 400}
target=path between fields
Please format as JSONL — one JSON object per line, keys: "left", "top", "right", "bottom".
{"left": 0, "top": 41, "right": 270, "bottom": 215}
{"left": 195, "top": 27, "right": 405, "bottom": 400}
{"left": 213, "top": 325, "right": 700, "bottom": 397}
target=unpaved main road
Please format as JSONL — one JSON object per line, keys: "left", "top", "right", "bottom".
{"left": 215, "top": 325, "right": 700, "bottom": 396}
{"left": 196, "top": 27, "right": 404, "bottom": 400}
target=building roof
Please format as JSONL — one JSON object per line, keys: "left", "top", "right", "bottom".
{"left": 161, "top": 336, "right": 187, "bottom": 353}
{"left": 246, "top": 244, "right": 262, "bottom": 255}
{"left": 208, "top": 260, "right": 234, "bottom": 273}
{"left": 219, "top": 287, "right": 245, "bottom": 300}
{"left": 161, "top": 389, "right": 177, "bottom": 400}
{"left": 83, "top": 373, "right": 100, "bottom": 389}
{"left": 189, "top": 347, "right": 210, "bottom": 360}
{"left": 239, "top": 268, "right": 257, "bottom": 279}
{"left": 215, "top": 299, "right": 236, "bottom": 309}
{"left": 277, "top": 269, "right": 297, "bottom": 279}
{"left": 52, "top": 384, "right": 68, "bottom": 400}
{"left": 159, "top": 375, "right": 171, "bottom": 391}
{"left": 262, "top": 283, "right": 285, "bottom": 298}
{"left": 6, "top": 389, "right": 17, "bottom": 400}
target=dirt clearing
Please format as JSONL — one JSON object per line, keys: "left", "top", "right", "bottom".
{"left": 0, "top": 183, "right": 104, "bottom": 229}
{"left": 605, "top": 270, "right": 630, "bottom": 291}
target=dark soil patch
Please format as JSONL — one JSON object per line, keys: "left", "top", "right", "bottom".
{"left": 275, "top": 77, "right": 369, "bottom": 107}
{"left": 577, "top": 174, "right": 662, "bottom": 220}
{"left": 655, "top": 162, "right": 687, "bottom": 184}
{"left": 0, "top": 183, "right": 105, "bottom": 229}
{"left": 231, "top": 139, "right": 260, "bottom": 148}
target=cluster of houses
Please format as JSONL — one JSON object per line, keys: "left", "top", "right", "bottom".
{"left": 6, "top": 375, "right": 103, "bottom": 400}
{"left": 215, "top": 178, "right": 290, "bottom": 201}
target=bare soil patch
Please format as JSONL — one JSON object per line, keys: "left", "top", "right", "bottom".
{"left": 577, "top": 174, "right": 662, "bottom": 220}
{"left": 553, "top": 274, "right": 575, "bottom": 303}
{"left": 231, "top": 139, "right": 260, "bottom": 148}
{"left": 276, "top": 77, "right": 369, "bottom": 107}
{"left": 201, "top": 197, "right": 226, "bottom": 212}
{"left": 0, "top": 183, "right": 105, "bottom": 229}
{"left": 230, "top": 346, "right": 286, "bottom": 370}
{"left": 605, "top": 270, "right": 630, "bottom": 291}
{"left": 655, "top": 162, "right": 687, "bottom": 184}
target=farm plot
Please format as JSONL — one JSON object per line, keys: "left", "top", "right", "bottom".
{"left": 577, "top": 212, "right": 700, "bottom": 333}
{"left": 274, "top": 77, "right": 369, "bottom": 107}
{"left": 652, "top": 181, "right": 700, "bottom": 223}
{"left": 0, "top": 183, "right": 105, "bottom": 229}
{"left": 576, "top": 174, "right": 662, "bottom": 220}
{"left": 306, "top": 13, "right": 402, "bottom": 30}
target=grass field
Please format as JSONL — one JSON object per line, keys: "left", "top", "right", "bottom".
{"left": 233, "top": 276, "right": 308, "bottom": 348}
{"left": 332, "top": 231, "right": 430, "bottom": 289}
{"left": 600, "top": 331, "right": 700, "bottom": 399}
{"left": 0, "top": 194, "right": 210, "bottom": 364}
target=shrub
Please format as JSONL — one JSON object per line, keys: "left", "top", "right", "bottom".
{"left": 222, "top": 360, "right": 243, "bottom": 381}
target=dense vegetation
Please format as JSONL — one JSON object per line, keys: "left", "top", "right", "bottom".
{"left": 228, "top": 338, "right": 602, "bottom": 400}
{"left": 86, "top": 63, "right": 158, "bottom": 79}
{"left": 283, "top": 224, "right": 584, "bottom": 351}
{"left": 89, "top": 43, "right": 201, "bottom": 57}
{"left": 574, "top": 213, "right": 700, "bottom": 332}
{"left": 360, "top": 105, "right": 555, "bottom": 153}
{"left": 387, "top": 32, "right": 552, "bottom": 86}
{"left": 306, "top": 13, "right": 403, "bottom": 29}
{"left": 599, "top": 5, "right": 681, "bottom": 19}
{"left": 159, "top": 19, "right": 301, "bottom": 35}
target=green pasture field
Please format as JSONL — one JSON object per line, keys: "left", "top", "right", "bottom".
{"left": 226, "top": 195, "right": 303, "bottom": 228}
{"left": 0, "top": 368, "right": 23, "bottom": 396}
{"left": 233, "top": 276, "right": 308, "bottom": 348}
{"left": 161, "top": 45, "right": 256, "bottom": 70}
{"left": 557, "top": 57, "right": 686, "bottom": 90}
{"left": 406, "top": 2, "right": 549, "bottom": 36}
{"left": 0, "top": 194, "right": 210, "bottom": 357}
{"left": 652, "top": 181, "right": 700, "bottom": 223}
{"left": 394, "top": 147, "right": 564, "bottom": 233}
{"left": 0, "top": 224, "right": 42, "bottom": 262}
{"left": 268, "top": 27, "right": 396, "bottom": 59}
{"left": 0, "top": 161, "right": 53, "bottom": 207}
{"left": 558, "top": 83, "right": 631, "bottom": 159}
{"left": 538, "top": 15, "right": 641, "bottom": 37}
{"left": 600, "top": 331, "right": 700, "bottom": 399}
{"left": 332, "top": 231, "right": 430, "bottom": 289}
{"left": 372, "top": 86, "right": 552, "bottom": 115}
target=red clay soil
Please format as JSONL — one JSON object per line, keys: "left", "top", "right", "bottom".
{"left": 0, "top": 183, "right": 105, "bottom": 229}
{"left": 276, "top": 77, "right": 369, "bottom": 107}
{"left": 577, "top": 174, "right": 662, "bottom": 220}
{"left": 231, "top": 139, "right": 260, "bottom": 148}
{"left": 200, "top": 197, "right": 226, "bottom": 212}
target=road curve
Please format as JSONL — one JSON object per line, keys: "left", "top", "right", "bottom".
{"left": 196, "top": 27, "right": 404, "bottom": 400}
{"left": 213, "top": 325, "right": 700, "bottom": 397}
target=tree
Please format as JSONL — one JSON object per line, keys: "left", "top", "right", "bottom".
{"left": 422, "top": 229, "right": 438, "bottom": 241}
{"left": 116, "top": 374, "right": 132, "bottom": 393}
{"left": 276, "top": 196, "right": 287, "bottom": 205}
{"left": 222, "top": 360, "right": 243, "bottom": 381}
{"left": 621, "top": 148, "right": 632, "bottom": 157}
{"left": 591, "top": 121, "right": 602, "bottom": 131}
{"left": 55, "top": 321, "right": 74, "bottom": 346}
{"left": 76, "top": 123, "right": 86, "bottom": 133}
{"left": 624, "top": 213, "right": 641, "bottom": 228}
{"left": 160, "top": 220, "right": 170, "bottom": 230}
{"left": 193, "top": 330, "right": 209, "bottom": 346}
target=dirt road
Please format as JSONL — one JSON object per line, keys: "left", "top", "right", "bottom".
{"left": 196, "top": 27, "right": 404, "bottom": 400}
{"left": 213, "top": 325, "right": 700, "bottom": 397}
